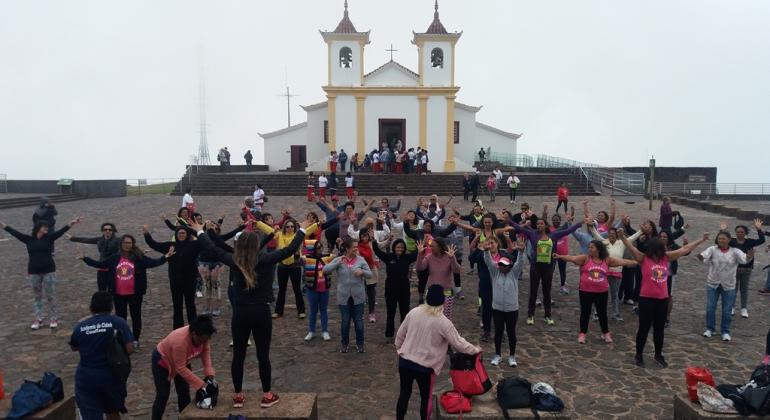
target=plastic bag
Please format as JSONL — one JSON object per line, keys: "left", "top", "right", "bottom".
{"left": 697, "top": 382, "right": 736, "bottom": 414}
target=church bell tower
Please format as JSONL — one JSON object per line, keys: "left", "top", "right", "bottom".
{"left": 320, "top": 1, "right": 371, "bottom": 87}
{"left": 413, "top": 1, "right": 462, "bottom": 87}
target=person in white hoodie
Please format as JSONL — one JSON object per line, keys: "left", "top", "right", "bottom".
{"left": 697, "top": 231, "right": 748, "bottom": 342}
{"left": 483, "top": 240, "right": 524, "bottom": 367}
{"left": 591, "top": 225, "right": 641, "bottom": 321}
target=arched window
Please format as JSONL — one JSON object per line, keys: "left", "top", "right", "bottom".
{"left": 430, "top": 47, "right": 444, "bottom": 68}
{"left": 339, "top": 47, "right": 353, "bottom": 68}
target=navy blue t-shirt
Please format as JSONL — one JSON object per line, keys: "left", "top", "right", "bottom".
{"left": 70, "top": 314, "right": 134, "bottom": 370}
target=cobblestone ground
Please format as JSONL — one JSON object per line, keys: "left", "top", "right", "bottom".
{"left": 0, "top": 194, "right": 768, "bottom": 419}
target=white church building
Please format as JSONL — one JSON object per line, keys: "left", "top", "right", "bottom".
{"left": 260, "top": 1, "right": 521, "bottom": 172}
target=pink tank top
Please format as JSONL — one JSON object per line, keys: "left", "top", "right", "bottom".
{"left": 640, "top": 256, "right": 670, "bottom": 299}
{"left": 579, "top": 258, "right": 609, "bottom": 293}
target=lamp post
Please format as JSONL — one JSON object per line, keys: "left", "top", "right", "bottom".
{"left": 648, "top": 156, "right": 656, "bottom": 211}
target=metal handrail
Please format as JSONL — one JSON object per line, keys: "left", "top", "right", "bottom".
{"left": 654, "top": 182, "right": 770, "bottom": 196}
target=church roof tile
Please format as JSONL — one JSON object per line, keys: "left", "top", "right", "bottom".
{"left": 333, "top": 1, "right": 359, "bottom": 34}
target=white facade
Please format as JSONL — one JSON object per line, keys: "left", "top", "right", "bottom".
{"left": 259, "top": 2, "right": 521, "bottom": 172}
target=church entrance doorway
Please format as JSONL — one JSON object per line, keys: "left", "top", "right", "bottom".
{"left": 378, "top": 119, "right": 406, "bottom": 153}
{"left": 290, "top": 145, "right": 307, "bottom": 169}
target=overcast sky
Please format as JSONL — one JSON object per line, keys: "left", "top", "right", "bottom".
{"left": 1, "top": 0, "right": 768, "bottom": 182}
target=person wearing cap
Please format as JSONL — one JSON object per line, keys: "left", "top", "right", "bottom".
{"left": 68, "top": 222, "right": 121, "bottom": 291}
{"left": 395, "top": 284, "right": 480, "bottom": 420}
{"left": 483, "top": 238, "right": 524, "bottom": 367}
{"left": 468, "top": 233, "right": 516, "bottom": 342}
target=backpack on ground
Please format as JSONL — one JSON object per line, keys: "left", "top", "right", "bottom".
{"left": 743, "top": 384, "right": 770, "bottom": 416}
{"left": 106, "top": 329, "right": 132, "bottom": 382}
{"left": 449, "top": 352, "right": 492, "bottom": 396}
{"left": 496, "top": 377, "right": 532, "bottom": 409}
{"left": 6, "top": 372, "right": 64, "bottom": 419}
{"left": 39, "top": 372, "right": 63, "bottom": 403}
{"left": 531, "top": 382, "right": 564, "bottom": 412}
{"left": 440, "top": 390, "right": 472, "bottom": 415}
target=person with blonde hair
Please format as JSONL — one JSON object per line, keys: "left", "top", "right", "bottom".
{"left": 395, "top": 285, "right": 480, "bottom": 420}
{"left": 192, "top": 218, "right": 310, "bottom": 409}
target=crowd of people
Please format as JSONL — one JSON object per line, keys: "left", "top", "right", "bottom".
{"left": 327, "top": 143, "right": 431, "bottom": 175}
{"left": 2, "top": 188, "right": 770, "bottom": 420}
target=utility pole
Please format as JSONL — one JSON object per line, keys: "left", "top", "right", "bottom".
{"left": 280, "top": 68, "right": 299, "bottom": 127}
{"left": 648, "top": 156, "right": 656, "bottom": 211}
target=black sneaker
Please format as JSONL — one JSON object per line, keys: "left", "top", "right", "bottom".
{"left": 356, "top": 344, "right": 365, "bottom": 354}
{"left": 635, "top": 354, "right": 644, "bottom": 367}
{"left": 481, "top": 331, "right": 490, "bottom": 342}
{"left": 654, "top": 355, "right": 668, "bottom": 368}
{"left": 340, "top": 344, "right": 349, "bottom": 353}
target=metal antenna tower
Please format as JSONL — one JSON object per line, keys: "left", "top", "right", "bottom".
{"left": 280, "top": 68, "right": 299, "bottom": 127}
{"left": 197, "top": 63, "right": 211, "bottom": 165}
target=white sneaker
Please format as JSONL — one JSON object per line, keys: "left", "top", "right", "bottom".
{"left": 304, "top": 332, "right": 315, "bottom": 341}
{"left": 30, "top": 319, "right": 42, "bottom": 330}
{"left": 722, "top": 333, "right": 731, "bottom": 342}
{"left": 196, "top": 291, "right": 204, "bottom": 298}
{"left": 322, "top": 331, "right": 331, "bottom": 341}
{"left": 703, "top": 330, "right": 714, "bottom": 338}
{"left": 731, "top": 307, "right": 735, "bottom": 316}
{"left": 741, "top": 308, "right": 748, "bottom": 318}
{"left": 508, "top": 356, "right": 518, "bottom": 367}
{"left": 490, "top": 354, "right": 502, "bottom": 366}
{"left": 49, "top": 319, "right": 58, "bottom": 329}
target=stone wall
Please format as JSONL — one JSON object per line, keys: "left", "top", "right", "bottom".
{"left": 4, "top": 180, "right": 126, "bottom": 197}
{"left": 619, "top": 166, "right": 717, "bottom": 183}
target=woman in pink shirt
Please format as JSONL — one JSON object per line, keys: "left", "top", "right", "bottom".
{"left": 151, "top": 316, "right": 217, "bottom": 419}
{"left": 554, "top": 240, "right": 637, "bottom": 345}
{"left": 395, "top": 285, "right": 479, "bottom": 420}
{"left": 620, "top": 231, "right": 708, "bottom": 368}
{"left": 415, "top": 238, "right": 461, "bottom": 320}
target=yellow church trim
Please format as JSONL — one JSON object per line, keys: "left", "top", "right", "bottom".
{"left": 323, "top": 86, "right": 459, "bottom": 96}
{"left": 327, "top": 95, "right": 337, "bottom": 151}
{"left": 418, "top": 47, "right": 424, "bottom": 86}
{"left": 418, "top": 95, "right": 428, "bottom": 150}
{"left": 451, "top": 43, "right": 456, "bottom": 87}
{"left": 359, "top": 41, "right": 365, "bottom": 86}
{"left": 444, "top": 95, "right": 456, "bottom": 172}
{"left": 355, "top": 95, "right": 366, "bottom": 156}
{"left": 327, "top": 43, "right": 333, "bottom": 86}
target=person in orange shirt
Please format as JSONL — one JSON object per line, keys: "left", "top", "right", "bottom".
{"left": 151, "top": 316, "right": 217, "bottom": 419}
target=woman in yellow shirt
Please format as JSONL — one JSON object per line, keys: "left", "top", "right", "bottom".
{"left": 256, "top": 219, "right": 318, "bottom": 319}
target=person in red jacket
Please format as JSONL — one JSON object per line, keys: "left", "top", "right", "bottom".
{"left": 556, "top": 183, "right": 570, "bottom": 214}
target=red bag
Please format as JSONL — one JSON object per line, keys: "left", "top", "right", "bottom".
{"left": 440, "top": 390, "right": 472, "bottom": 415}
{"left": 685, "top": 367, "right": 716, "bottom": 402}
{"left": 449, "top": 353, "right": 492, "bottom": 396}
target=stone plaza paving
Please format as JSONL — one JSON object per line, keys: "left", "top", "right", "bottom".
{"left": 0, "top": 194, "right": 768, "bottom": 419}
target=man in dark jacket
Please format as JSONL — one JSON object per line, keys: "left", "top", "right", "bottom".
{"left": 470, "top": 172, "right": 481, "bottom": 202}
{"left": 244, "top": 150, "right": 253, "bottom": 167}
{"left": 338, "top": 149, "right": 348, "bottom": 172}
{"left": 70, "top": 223, "right": 121, "bottom": 291}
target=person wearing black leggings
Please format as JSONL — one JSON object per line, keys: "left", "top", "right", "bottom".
{"left": 79, "top": 234, "right": 171, "bottom": 349}
{"left": 194, "top": 219, "right": 307, "bottom": 409}
{"left": 373, "top": 239, "right": 417, "bottom": 340}
{"left": 620, "top": 231, "right": 707, "bottom": 367}
{"left": 144, "top": 227, "right": 202, "bottom": 329}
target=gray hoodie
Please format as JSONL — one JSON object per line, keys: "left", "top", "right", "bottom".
{"left": 484, "top": 250, "right": 524, "bottom": 312}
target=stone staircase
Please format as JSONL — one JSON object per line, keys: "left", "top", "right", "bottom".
{"left": 0, "top": 194, "right": 84, "bottom": 210}
{"left": 173, "top": 171, "right": 599, "bottom": 197}
{"left": 670, "top": 196, "right": 770, "bottom": 221}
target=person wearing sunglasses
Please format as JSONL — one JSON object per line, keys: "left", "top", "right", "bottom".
{"left": 68, "top": 223, "right": 121, "bottom": 291}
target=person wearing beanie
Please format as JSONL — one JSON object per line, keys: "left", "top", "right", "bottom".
{"left": 395, "top": 284, "right": 480, "bottom": 420}
{"left": 69, "top": 222, "right": 121, "bottom": 291}
{"left": 483, "top": 239, "right": 524, "bottom": 367}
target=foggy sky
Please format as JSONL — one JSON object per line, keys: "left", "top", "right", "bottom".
{"left": 1, "top": 0, "right": 768, "bottom": 183}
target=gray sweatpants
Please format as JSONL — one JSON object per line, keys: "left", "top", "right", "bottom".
{"left": 609, "top": 275, "right": 621, "bottom": 317}
{"left": 736, "top": 268, "right": 752, "bottom": 310}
